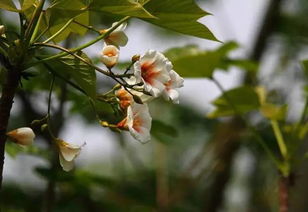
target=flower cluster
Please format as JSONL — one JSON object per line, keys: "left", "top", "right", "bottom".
{"left": 5, "top": 21, "right": 183, "bottom": 172}
{"left": 97, "top": 22, "right": 184, "bottom": 143}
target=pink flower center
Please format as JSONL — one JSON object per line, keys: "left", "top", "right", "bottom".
{"left": 116, "top": 89, "right": 132, "bottom": 109}
{"left": 164, "top": 80, "right": 172, "bottom": 91}
{"left": 103, "top": 47, "right": 117, "bottom": 57}
{"left": 133, "top": 116, "right": 143, "bottom": 133}
{"left": 141, "top": 62, "right": 158, "bottom": 85}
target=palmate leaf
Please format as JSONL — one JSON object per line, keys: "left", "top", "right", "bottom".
{"left": 16, "top": 0, "right": 216, "bottom": 41}
{"left": 142, "top": 0, "right": 218, "bottom": 41}
{"left": 45, "top": 51, "right": 96, "bottom": 98}
{"left": 89, "top": 0, "right": 217, "bottom": 41}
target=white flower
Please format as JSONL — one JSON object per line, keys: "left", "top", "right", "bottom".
{"left": 7, "top": 127, "right": 35, "bottom": 146}
{"left": 102, "top": 22, "right": 128, "bottom": 47}
{"left": 100, "top": 45, "right": 119, "bottom": 68}
{"left": 0, "top": 25, "right": 5, "bottom": 36}
{"left": 56, "top": 139, "right": 83, "bottom": 172}
{"left": 163, "top": 70, "right": 184, "bottom": 104}
{"left": 133, "top": 50, "right": 172, "bottom": 97}
{"left": 117, "top": 103, "right": 152, "bottom": 143}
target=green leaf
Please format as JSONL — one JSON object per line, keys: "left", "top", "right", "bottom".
{"left": 20, "top": 0, "right": 40, "bottom": 22}
{"left": 45, "top": 51, "right": 96, "bottom": 98}
{"left": 43, "top": 0, "right": 90, "bottom": 42}
{"left": 165, "top": 42, "right": 238, "bottom": 78}
{"left": 0, "top": 0, "right": 18, "bottom": 12}
{"left": 260, "top": 104, "right": 288, "bottom": 121}
{"left": 220, "top": 59, "right": 259, "bottom": 72}
{"left": 142, "top": 0, "right": 218, "bottom": 41}
{"left": 89, "top": 0, "right": 155, "bottom": 18}
{"left": 302, "top": 60, "right": 308, "bottom": 78}
{"left": 208, "top": 86, "right": 260, "bottom": 118}
{"left": 151, "top": 119, "right": 178, "bottom": 144}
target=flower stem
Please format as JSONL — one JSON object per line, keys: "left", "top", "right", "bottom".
{"left": 24, "top": 0, "right": 46, "bottom": 46}
{"left": 43, "top": 18, "right": 74, "bottom": 44}
{"left": 30, "top": 11, "right": 44, "bottom": 44}
{"left": 72, "top": 20, "right": 100, "bottom": 34}
{"left": 26, "top": 16, "right": 130, "bottom": 68}
{"left": 271, "top": 120, "right": 288, "bottom": 160}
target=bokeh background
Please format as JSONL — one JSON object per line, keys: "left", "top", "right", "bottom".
{"left": 1, "top": 0, "right": 308, "bottom": 211}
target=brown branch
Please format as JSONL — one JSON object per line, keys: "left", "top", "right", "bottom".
{"left": 0, "top": 66, "right": 20, "bottom": 191}
{"left": 279, "top": 176, "right": 290, "bottom": 212}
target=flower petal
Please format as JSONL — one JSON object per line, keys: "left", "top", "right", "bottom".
{"left": 126, "top": 103, "right": 152, "bottom": 143}
{"left": 100, "top": 45, "right": 119, "bottom": 68}
{"left": 59, "top": 153, "right": 74, "bottom": 172}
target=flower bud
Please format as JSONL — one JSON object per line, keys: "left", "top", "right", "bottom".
{"left": 100, "top": 45, "right": 119, "bottom": 68}
{"left": 132, "top": 54, "right": 140, "bottom": 63}
{"left": 7, "top": 127, "right": 35, "bottom": 146}
{"left": 0, "top": 25, "right": 5, "bottom": 36}
{"left": 133, "top": 95, "right": 143, "bottom": 104}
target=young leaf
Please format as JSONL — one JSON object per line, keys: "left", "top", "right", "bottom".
{"left": 45, "top": 51, "right": 96, "bottom": 98}
{"left": 142, "top": 0, "right": 218, "bottom": 41}
{"left": 208, "top": 86, "right": 260, "bottom": 118}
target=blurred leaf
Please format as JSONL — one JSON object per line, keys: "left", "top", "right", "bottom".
{"left": 89, "top": 0, "right": 155, "bottom": 18}
{"left": 151, "top": 119, "right": 178, "bottom": 144}
{"left": 302, "top": 59, "right": 308, "bottom": 77}
{"left": 45, "top": 51, "right": 96, "bottom": 98}
{"left": 164, "top": 44, "right": 200, "bottom": 61}
{"left": 260, "top": 104, "right": 287, "bottom": 121}
{"left": 142, "top": 0, "right": 218, "bottom": 41}
{"left": 165, "top": 42, "right": 239, "bottom": 78}
{"left": 5, "top": 142, "right": 42, "bottom": 158}
{"left": 299, "top": 123, "right": 308, "bottom": 140}
{"left": 220, "top": 59, "right": 258, "bottom": 72}
{"left": 0, "top": 0, "right": 18, "bottom": 12}
{"left": 208, "top": 86, "right": 260, "bottom": 118}
{"left": 35, "top": 167, "right": 72, "bottom": 181}
{"left": 255, "top": 86, "right": 267, "bottom": 105}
